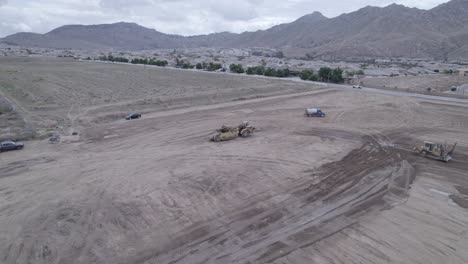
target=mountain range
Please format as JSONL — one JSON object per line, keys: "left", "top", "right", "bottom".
{"left": 1, "top": 0, "right": 467, "bottom": 61}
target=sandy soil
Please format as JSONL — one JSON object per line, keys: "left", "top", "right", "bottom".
{"left": 0, "top": 57, "right": 316, "bottom": 140}
{"left": 1, "top": 58, "right": 468, "bottom": 264}
{"left": 361, "top": 74, "right": 468, "bottom": 95}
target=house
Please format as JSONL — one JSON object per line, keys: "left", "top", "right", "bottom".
{"left": 459, "top": 68, "right": 468, "bottom": 76}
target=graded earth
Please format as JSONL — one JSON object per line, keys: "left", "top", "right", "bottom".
{"left": 1, "top": 57, "right": 467, "bottom": 264}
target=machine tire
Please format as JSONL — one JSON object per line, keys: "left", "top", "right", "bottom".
{"left": 241, "top": 130, "right": 250, "bottom": 137}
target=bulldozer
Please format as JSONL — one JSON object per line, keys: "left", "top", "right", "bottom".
{"left": 413, "top": 141, "right": 457, "bottom": 162}
{"left": 210, "top": 121, "right": 255, "bottom": 142}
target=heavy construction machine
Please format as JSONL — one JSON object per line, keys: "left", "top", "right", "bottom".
{"left": 413, "top": 141, "right": 457, "bottom": 162}
{"left": 210, "top": 121, "right": 255, "bottom": 142}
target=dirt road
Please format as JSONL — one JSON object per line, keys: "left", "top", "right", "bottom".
{"left": 1, "top": 58, "right": 468, "bottom": 264}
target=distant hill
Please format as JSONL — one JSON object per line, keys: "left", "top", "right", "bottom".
{"left": 1, "top": 0, "right": 467, "bottom": 61}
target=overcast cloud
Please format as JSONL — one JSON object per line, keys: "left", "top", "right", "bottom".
{"left": 0, "top": 0, "right": 449, "bottom": 37}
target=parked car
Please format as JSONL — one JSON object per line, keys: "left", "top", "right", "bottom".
{"left": 352, "top": 85, "right": 362, "bottom": 89}
{"left": 0, "top": 141, "right": 24, "bottom": 152}
{"left": 126, "top": 113, "right": 142, "bottom": 120}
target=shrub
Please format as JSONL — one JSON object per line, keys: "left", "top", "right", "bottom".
{"left": 206, "top": 62, "right": 222, "bottom": 71}
{"left": 264, "top": 67, "right": 277, "bottom": 77}
{"left": 229, "top": 64, "right": 245, "bottom": 74}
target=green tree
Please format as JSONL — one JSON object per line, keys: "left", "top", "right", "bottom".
{"left": 255, "top": 66, "right": 265, "bottom": 75}
{"left": 246, "top": 66, "right": 266, "bottom": 75}
{"left": 160, "top": 60, "right": 168, "bottom": 67}
{"left": 318, "top": 67, "right": 332, "bottom": 82}
{"left": 229, "top": 64, "right": 245, "bottom": 74}
{"left": 300, "top": 69, "right": 314, "bottom": 80}
{"left": 196, "top": 63, "right": 203, "bottom": 70}
{"left": 207, "top": 62, "right": 222, "bottom": 71}
{"left": 330, "top": 68, "right": 344, "bottom": 83}
{"left": 264, "top": 67, "right": 277, "bottom": 77}
{"left": 300, "top": 69, "right": 318, "bottom": 81}
{"left": 309, "top": 73, "right": 318, "bottom": 81}
{"left": 276, "top": 68, "right": 290, "bottom": 78}
{"left": 182, "top": 62, "right": 193, "bottom": 69}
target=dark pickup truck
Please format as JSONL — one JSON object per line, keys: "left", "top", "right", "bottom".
{"left": 0, "top": 141, "right": 24, "bottom": 152}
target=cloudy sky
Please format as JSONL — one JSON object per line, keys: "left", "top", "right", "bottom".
{"left": 0, "top": 0, "right": 449, "bottom": 37}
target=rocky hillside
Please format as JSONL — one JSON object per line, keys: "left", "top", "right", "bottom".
{"left": 1, "top": 0, "right": 467, "bottom": 61}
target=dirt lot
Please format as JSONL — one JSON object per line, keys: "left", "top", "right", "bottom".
{"left": 361, "top": 74, "right": 468, "bottom": 96}
{"left": 1, "top": 58, "right": 468, "bottom": 264}
{"left": 0, "top": 57, "right": 315, "bottom": 140}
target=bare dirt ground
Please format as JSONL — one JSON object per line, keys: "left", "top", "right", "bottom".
{"left": 0, "top": 57, "right": 315, "bottom": 141}
{"left": 361, "top": 74, "right": 468, "bottom": 96}
{"left": 1, "top": 57, "right": 468, "bottom": 264}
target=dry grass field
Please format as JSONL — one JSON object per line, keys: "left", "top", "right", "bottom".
{"left": 362, "top": 74, "right": 468, "bottom": 95}
{"left": 1, "top": 57, "right": 467, "bottom": 264}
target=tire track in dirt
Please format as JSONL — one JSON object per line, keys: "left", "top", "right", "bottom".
{"left": 121, "top": 130, "right": 410, "bottom": 264}
{"left": 2, "top": 190, "right": 154, "bottom": 264}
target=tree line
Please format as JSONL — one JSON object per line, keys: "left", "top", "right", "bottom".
{"left": 94, "top": 56, "right": 345, "bottom": 84}
{"left": 230, "top": 64, "right": 345, "bottom": 83}
{"left": 131, "top": 58, "right": 168, "bottom": 66}
{"left": 97, "top": 55, "right": 129, "bottom": 63}
{"left": 174, "top": 58, "right": 224, "bottom": 71}
{"left": 230, "top": 64, "right": 291, "bottom": 78}
{"left": 299, "top": 67, "right": 344, "bottom": 83}
{"left": 96, "top": 55, "right": 168, "bottom": 67}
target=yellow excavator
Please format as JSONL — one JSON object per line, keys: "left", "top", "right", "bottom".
{"left": 413, "top": 141, "right": 457, "bottom": 162}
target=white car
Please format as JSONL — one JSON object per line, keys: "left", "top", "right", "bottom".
{"left": 352, "top": 85, "right": 362, "bottom": 89}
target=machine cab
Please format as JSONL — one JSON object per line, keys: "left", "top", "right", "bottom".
{"left": 425, "top": 141, "right": 444, "bottom": 156}
{"left": 424, "top": 141, "right": 434, "bottom": 150}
